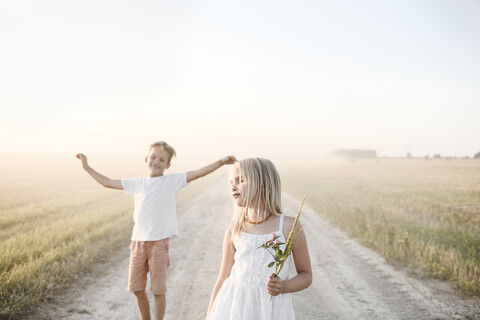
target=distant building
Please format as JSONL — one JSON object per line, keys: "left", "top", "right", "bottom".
{"left": 329, "top": 149, "right": 377, "bottom": 159}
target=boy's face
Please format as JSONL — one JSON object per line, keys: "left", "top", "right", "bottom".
{"left": 145, "top": 147, "right": 171, "bottom": 177}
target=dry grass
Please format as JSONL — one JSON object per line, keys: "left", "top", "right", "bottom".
{"left": 3, "top": 154, "right": 479, "bottom": 318}
{"left": 0, "top": 154, "right": 224, "bottom": 319}
{"left": 278, "top": 157, "right": 480, "bottom": 296}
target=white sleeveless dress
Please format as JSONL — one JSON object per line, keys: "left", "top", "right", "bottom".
{"left": 207, "top": 215, "right": 295, "bottom": 320}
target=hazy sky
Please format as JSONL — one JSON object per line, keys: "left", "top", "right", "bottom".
{"left": 1, "top": 0, "right": 479, "bottom": 158}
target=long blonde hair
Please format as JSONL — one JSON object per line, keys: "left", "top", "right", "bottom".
{"left": 232, "top": 158, "right": 283, "bottom": 237}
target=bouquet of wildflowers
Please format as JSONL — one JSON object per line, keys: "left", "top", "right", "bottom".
{"left": 259, "top": 196, "right": 306, "bottom": 298}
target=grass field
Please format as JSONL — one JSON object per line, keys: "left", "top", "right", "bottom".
{"left": 0, "top": 154, "right": 224, "bottom": 319}
{"left": 1, "top": 155, "right": 479, "bottom": 318}
{"left": 278, "top": 157, "right": 480, "bottom": 296}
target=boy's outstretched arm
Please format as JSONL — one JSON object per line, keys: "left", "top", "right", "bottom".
{"left": 76, "top": 153, "right": 123, "bottom": 190}
{"left": 187, "top": 155, "right": 236, "bottom": 183}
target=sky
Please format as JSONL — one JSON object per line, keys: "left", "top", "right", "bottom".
{"left": 1, "top": 0, "right": 479, "bottom": 158}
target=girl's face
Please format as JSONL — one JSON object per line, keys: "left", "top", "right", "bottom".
{"left": 229, "top": 163, "right": 254, "bottom": 207}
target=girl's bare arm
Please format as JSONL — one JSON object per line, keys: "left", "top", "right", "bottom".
{"left": 206, "top": 226, "right": 236, "bottom": 317}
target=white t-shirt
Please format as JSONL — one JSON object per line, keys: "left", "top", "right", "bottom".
{"left": 121, "top": 172, "right": 189, "bottom": 241}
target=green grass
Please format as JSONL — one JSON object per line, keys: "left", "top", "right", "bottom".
{"left": 278, "top": 158, "right": 480, "bottom": 296}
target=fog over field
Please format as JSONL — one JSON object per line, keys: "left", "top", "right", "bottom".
{"left": 1, "top": 1, "right": 480, "bottom": 318}
{"left": 1, "top": 0, "right": 479, "bottom": 158}
{"left": 2, "top": 154, "right": 480, "bottom": 319}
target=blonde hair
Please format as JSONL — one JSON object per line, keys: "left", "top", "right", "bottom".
{"left": 148, "top": 141, "right": 176, "bottom": 164}
{"left": 232, "top": 158, "right": 283, "bottom": 237}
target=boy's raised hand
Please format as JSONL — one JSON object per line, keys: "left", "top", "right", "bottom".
{"left": 76, "top": 153, "right": 88, "bottom": 169}
{"left": 75, "top": 153, "right": 123, "bottom": 189}
{"left": 222, "top": 155, "right": 237, "bottom": 165}
{"left": 186, "top": 155, "right": 237, "bottom": 183}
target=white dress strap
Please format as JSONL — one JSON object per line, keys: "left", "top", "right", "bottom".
{"left": 279, "top": 214, "right": 285, "bottom": 234}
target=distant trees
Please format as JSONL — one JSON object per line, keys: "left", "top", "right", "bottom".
{"left": 328, "top": 150, "right": 480, "bottom": 159}
{"left": 422, "top": 153, "right": 476, "bottom": 160}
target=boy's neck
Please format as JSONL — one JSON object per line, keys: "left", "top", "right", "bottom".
{"left": 149, "top": 173, "right": 164, "bottom": 178}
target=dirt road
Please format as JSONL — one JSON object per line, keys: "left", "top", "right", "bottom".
{"left": 34, "top": 178, "right": 480, "bottom": 319}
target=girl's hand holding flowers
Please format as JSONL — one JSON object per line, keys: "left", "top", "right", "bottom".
{"left": 266, "top": 274, "right": 283, "bottom": 296}
{"left": 258, "top": 196, "right": 306, "bottom": 300}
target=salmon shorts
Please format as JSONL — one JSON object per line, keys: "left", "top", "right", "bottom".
{"left": 128, "top": 238, "right": 170, "bottom": 295}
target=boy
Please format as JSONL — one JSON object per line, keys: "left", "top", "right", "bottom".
{"left": 76, "top": 141, "right": 235, "bottom": 320}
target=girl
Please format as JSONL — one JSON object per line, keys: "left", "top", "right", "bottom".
{"left": 206, "top": 158, "right": 312, "bottom": 320}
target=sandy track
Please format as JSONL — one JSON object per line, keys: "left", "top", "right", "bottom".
{"left": 33, "top": 178, "right": 480, "bottom": 319}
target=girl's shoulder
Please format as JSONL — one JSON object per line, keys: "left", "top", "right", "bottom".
{"left": 224, "top": 225, "right": 236, "bottom": 242}
{"left": 225, "top": 224, "right": 233, "bottom": 234}
{"left": 282, "top": 214, "right": 302, "bottom": 234}
{"left": 282, "top": 214, "right": 296, "bottom": 225}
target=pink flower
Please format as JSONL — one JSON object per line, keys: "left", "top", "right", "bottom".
{"left": 271, "top": 232, "right": 279, "bottom": 240}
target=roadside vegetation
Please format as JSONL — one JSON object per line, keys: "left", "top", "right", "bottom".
{"left": 279, "top": 158, "right": 480, "bottom": 297}
{"left": 0, "top": 154, "right": 221, "bottom": 319}
{"left": 2, "top": 154, "right": 478, "bottom": 319}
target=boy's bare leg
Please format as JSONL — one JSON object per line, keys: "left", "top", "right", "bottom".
{"left": 154, "top": 294, "right": 166, "bottom": 320}
{"left": 134, "top": 290, "right": 151, "bottom": 320}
